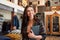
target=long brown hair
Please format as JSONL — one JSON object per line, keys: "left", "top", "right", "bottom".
{"left": 21, "top": 5, "right": 35, "bottom": 33}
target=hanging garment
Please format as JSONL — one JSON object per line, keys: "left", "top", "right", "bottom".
{"left": 13, "top": 15, "right": 19, "bottom": 29}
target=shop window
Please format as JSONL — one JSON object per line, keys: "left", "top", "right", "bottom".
{"left": 7, "top": 0, "right": 14, "bottom": 3}
{"left": 53, "top": 16, "right": 59, "bottom": 32}
{"left": 22, "top": 0, "right": 28, "bottom": 7}
{"left": 38, "top": 1, "right": 40, "bottom": 4}
{"left": 45, "top": 0, "right": 51, "bottom": 7}
{"left": 29, "top": 2, "right": 32, "bottom": 5}
{"left": 18, "top": 0, "right": 22, "bottom": 6}
{"left": 59, "top": 0, "right": 60, "bottom": 2}
{"left": 7, "top": 0, "right": 11, "bottom": 2}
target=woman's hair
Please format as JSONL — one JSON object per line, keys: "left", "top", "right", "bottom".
{"left": 21, "top": 5, "right": 34, "bottom": 33}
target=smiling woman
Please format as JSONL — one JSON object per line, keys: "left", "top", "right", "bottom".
{"left": 21, "top": 5, "right": 42, "bottom": 40}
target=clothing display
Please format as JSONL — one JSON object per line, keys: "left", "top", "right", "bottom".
{"left": 13, "top": 15, "right": 19, "bottom": 29}
{"left": 5, "top": 33, "right": 22, "bottom": 40}
{"left": 2, "top": 21, "right": 11, "bottom": 34}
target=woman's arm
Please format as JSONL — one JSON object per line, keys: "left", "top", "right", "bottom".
{"left": 27, "top": 18, "right": 42, "bottom": 40}
{"left": 27, "top": 20, "right": 33, "bottom": 33}
{"left": 27, "top": 20, "right": 36, "bottom": 38}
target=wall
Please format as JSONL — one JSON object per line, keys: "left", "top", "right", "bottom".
{"left": 50, "top": 0, "right": 60, "bottom": 6}
{"left": 0, "top": 9, "right": 11, "bottom": 32}
{"left": 0, "top": 9, "right": 11, "bottom": 20}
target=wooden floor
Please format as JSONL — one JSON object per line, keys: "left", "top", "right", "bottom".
{"left": 11, "top": 35, "right": 60, "bottom": 40}
{"left": 45, "top": 36, "right": 60, "bottom": 40}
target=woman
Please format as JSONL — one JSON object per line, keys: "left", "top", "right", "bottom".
{"left": 21, "top": 5, "right": 42, "bottom": 40}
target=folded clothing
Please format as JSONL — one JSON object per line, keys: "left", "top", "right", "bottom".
{"left": 0, "top": 35, "right": 11, "bottom": 40}
{"left": 5, "top": 33, "right": 22, "bottom": 40}
{"left": 10, "top": 29, "right": 21, "bottom": 34}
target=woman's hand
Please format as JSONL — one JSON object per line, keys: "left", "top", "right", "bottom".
{"left": 35, "top": 35, "right": 42, "bottom": 40}
{"left": 28, "top": 32, "right": 42, "bottom": 40}
{"left": 28, "top": 32, "right": 36, "bottom": 38}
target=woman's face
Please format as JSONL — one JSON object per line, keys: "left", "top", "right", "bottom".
{"left": 26, "top": 7, "right": 35, "bottom": 17}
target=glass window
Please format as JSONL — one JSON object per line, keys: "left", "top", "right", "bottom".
{"left": 53, "top": 16, "right": 59, "bottom": 32}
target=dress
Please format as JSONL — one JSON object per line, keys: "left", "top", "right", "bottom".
{"left": 22, "top": 20, "right": 46, "bottom": 40}
{"left": 31, "top": 21, "right": 46, "bottom": 40}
